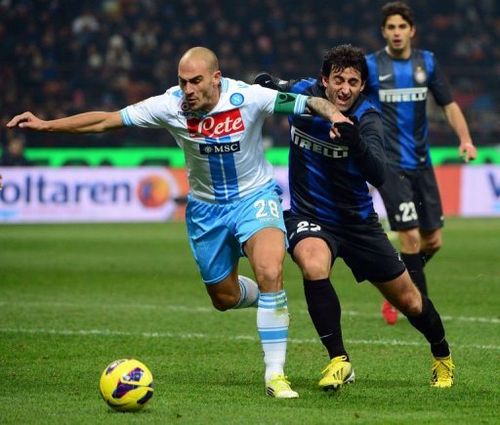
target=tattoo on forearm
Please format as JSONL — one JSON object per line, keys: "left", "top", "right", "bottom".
{"left": 306, "top": 97, "right": 337, "bottom": 122}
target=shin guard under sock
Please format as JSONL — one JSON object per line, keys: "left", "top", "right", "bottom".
{"left": 303, "top": 278, "right": 348, "bottom": 359}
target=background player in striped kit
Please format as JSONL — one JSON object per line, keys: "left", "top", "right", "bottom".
{"left": 255, "top": 44, "right": 455, "bottom": 389}
{"left": 364, "top": 1, "right": 477, "bottom": 325}
{"left": 6, "top": 46, "right": 349, "bottom": 398}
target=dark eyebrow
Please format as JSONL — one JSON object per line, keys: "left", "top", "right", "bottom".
{"left": 178, "top": 75, "right": 203, "bottom": 84}
{"left": 387, "top": 22, "right": 409, "bottom": 28}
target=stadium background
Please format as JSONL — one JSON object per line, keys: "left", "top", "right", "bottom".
{"left": 0, "top": 3, "right": 499, "bottom": 422}
{"left": 1, "top": 1, "right": 498, "bottom": 150}
{"left": 0, "top": 0, "right": 499, "bottom": 221}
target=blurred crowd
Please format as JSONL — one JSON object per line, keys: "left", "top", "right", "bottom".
{"left": 0, "top": 0, "right": 498, "bottom": 153}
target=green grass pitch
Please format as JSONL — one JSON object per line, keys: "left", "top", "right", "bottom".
{"left": 1, "top": 218, "right": 498, "bottom": 424}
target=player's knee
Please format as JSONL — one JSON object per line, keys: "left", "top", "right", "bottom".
{"left": 300, "top": 259, "right": 330, "bottom": 280}
{"left": 397, "top": 290, "right": 422, "bottom": 316}
{"left": 424, "top": 237, "right": 442, "bottom": 253}
{"left": 210, "top": 293, "right": 239, "bottom": 312}
{"left": 253, "top": 262, "right": 282, "bottom": 289}
{"left": 399, "top": 229, "right": 421, "bottom": 252}
{"left": 421, "top": 230, "right": 442, "bottom": 253}
{"left": 294, "top": 245, "right": 330, "bottom": 280}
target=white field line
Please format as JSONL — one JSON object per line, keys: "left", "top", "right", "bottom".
{"left": 0, "top": 326, "right": 499, "bottom": 351}
{"left": 0, "top": 300, "right": 499, "bottom": 325}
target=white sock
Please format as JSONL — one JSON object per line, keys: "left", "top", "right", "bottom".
{"left": 257, "top": 290, "right": 289, "bottom": 382}
{"left": 233, "top": 275, "right": 259, "bottom": 309}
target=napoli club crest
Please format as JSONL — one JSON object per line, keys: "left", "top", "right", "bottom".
{"left": 230, "top": 93, "right": 244, "bottom": 106}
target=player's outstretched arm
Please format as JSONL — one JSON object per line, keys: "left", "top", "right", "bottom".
{"left": 6, "top": 111, "right": 124, "bottom": 133}
{"left": 255, "top": 75, "right": 350, "bottom": 126}
{"left": 270, "top": 90, "right": 351, "bottom": 138}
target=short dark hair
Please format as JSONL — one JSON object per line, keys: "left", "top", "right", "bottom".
{"left": 381, "top": 1, "right": 414, "bottom": 27}
{"left": 321, "top": 44, "right": 368, "bottom": 82}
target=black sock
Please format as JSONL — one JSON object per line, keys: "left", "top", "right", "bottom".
{"left": 303, "top": 278, "right": 348, "bottom": 360}
{"left": 420, "top": 251, "right": 435, "bottom": 266}
{"left": 406, "top": 296, "right": 450, "bottom": 358}
{"left": 401, "top": 253, "right": 428, "bottom": 296}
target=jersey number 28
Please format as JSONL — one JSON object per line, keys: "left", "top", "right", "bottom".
{"left": 254, "top": 199, "right": 280, "bottom": 218}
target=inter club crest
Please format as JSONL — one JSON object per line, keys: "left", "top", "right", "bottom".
{"left": 414, "top": 66, "right": 427, "bottom": 84}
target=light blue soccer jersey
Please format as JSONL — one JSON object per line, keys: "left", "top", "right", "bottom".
{"left": 121, "top": 78, "right": 305, "bottom": 203}
{"left": 120, "top": 77, "right": 307, "bottom": 284}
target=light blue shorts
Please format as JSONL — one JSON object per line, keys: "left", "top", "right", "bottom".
{"left": 185, "top": 181, "right": 287, "bottom": 285}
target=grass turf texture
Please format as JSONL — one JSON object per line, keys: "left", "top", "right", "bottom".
{"left": 0, "top": 218, "right": 498, "bottom": 424}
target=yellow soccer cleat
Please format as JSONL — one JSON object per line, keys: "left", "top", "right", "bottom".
{"left": 319, "top": 355, "right": 355, "bottom": 391}
{"left": 431, "top": 355, "right": 455, "bottom": 388}
{"left": 266, "top": 374, "right": 299, "bottom": 399}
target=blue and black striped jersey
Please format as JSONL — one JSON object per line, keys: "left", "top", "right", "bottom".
{"left": 283, "top": 78, "right": 386, "bottom": 225}
{"left": 365, "top": 48, "right": 453, "bottom": 170}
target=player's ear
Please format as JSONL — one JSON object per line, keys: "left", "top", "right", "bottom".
{"left": 213, "top": 70, "right": 222, "bottom": 86}
{"left": 321, "top": 74, "right": 329, "bottom": 88}
{"left": 410, "top": 25, "right": 416, "bottom": 38}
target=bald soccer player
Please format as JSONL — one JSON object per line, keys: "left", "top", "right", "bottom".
{"left": 7, "top": 46, "right": 351, "bottom": 398}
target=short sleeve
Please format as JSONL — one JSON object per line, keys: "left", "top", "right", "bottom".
{"left": 120, "top": 92, "right": 175, "bottom": 128}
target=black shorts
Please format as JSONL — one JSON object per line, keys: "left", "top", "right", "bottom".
{"left": 377, "top": 165, "right": 444, "bottom": 232}
{"left": 284, "top": 211, "right": 406, "bottom": 283}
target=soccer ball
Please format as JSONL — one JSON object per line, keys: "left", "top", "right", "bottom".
{"left": 99, "top": 358, "right": 154, "bottom": 412}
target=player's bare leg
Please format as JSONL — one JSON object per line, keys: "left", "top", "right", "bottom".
{"left": 206, "top": 268, "right": 259, "bottom": 311}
